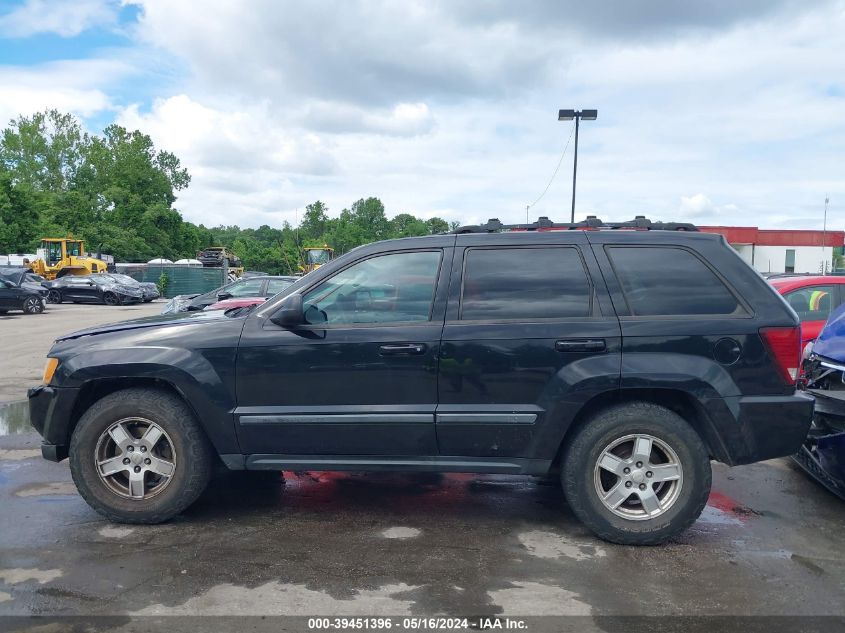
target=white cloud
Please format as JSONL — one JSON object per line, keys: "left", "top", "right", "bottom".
{"left": 3, "top": 0, "right": 844, "bottom": 231}
{"left": 0, "top": 59, "right": 128, "bottom": 124}
{"left": 0, "top": 0, "right": 117, "bottom": 38}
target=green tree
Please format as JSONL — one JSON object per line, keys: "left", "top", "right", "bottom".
{"left": 0, "top": 169, "right": 39, "bottom": 253}
{"left": 300, "top": 201, "right": 329, "bottom": 240}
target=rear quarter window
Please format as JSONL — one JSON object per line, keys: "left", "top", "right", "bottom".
{"left": 607, "top": 246, "right": 745, "bottom": 317}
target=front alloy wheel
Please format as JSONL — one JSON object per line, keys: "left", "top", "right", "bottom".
{"left": 94, "top": 418, "right": 176, "bottom": 499}
{"left": 47, "top": 290, "right": 62, "bottom": 304}
{"left": 103, "top": 292, "right": 120, "bottom": 306}
{"left": 23, "top": 297, "right": 45, "bottom": 314}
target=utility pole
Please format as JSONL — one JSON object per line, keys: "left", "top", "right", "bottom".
{"left": 558, "top": 109, "right": 597, "bottom": 223}
{"left": 823, "top": 194, "right": 830, "bottom": 274}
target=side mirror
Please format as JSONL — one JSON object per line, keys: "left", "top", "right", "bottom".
{"left": 217, "top": 292, "right": 232, "bottom": 301}
{"left": 0, "top": 280, "right": 11, "bottom": 288}
{"left": 270, "top": 293, "right": 304, "bottom": 327}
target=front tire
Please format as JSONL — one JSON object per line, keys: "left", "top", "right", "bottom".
{"left": 103, "top": 292, "right": 120, "bottom": 306}
{"left": 47, "top": 290, "right": 62, "bottom": 304}
{"left": 69, "top": 388, "right": 213, "bottom": 524}
{"left": 561, "top": 402, "right": 711, "bottom": 545}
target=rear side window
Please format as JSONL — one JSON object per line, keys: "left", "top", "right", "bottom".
{"left": 460, "top": 247, "right": 592, "bottom": 320}
{"left": 607, "top": 246, "right": 743, "bottom": 316}
{"left": 266, "top": 278, "right": 294, "bottom": 295}
{"left": 784, "top": 285, "right": 837, "bottom": 323}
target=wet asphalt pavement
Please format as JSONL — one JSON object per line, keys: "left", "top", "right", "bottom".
{"left": 1, "top": 415, "right": 845, "bottom": 625}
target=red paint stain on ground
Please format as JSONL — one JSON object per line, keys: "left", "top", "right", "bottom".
{"left": 708, "top": 490, "right": 760, "bottom": 521}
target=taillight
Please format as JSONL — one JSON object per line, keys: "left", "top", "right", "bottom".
{"left": 760, "top": 326, "right": 801, "bottom": 385}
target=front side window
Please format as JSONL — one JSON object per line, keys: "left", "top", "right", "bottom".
{"left": 785, "top": 285, "right": 836, "bottom": 323}
{"left": 460, "top": 247, "right": 592, "bottom": 321}
{"left": 607, "top": 246, "right": 743, "bottom": 316}
{"left": 302, "top": 251, "right": 441, "bottom": 325}
{"left": 67, "top": 242, "right": 82, "bottom": 257}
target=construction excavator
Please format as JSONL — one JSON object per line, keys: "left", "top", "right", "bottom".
{"left": 28, "top": 238, "right": 110, "bottom": 280}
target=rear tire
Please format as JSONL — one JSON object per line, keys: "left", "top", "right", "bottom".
{"left": 69, "top": 388, "right": 213, "bottom": 524}
{"left": 561, "top": 402, "right": 711, "bottom": 545}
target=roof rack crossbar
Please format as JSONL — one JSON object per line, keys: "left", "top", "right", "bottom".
{"left": 451, "top": 215, "right": 698, "bottom": 234}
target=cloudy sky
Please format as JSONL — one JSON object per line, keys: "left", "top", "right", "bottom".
{"left": 0, "top": 0, "right": 843, "bottom": 230}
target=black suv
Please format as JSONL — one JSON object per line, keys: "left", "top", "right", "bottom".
{"left": 28, "top": 217, "right": 813, "bottom": 544}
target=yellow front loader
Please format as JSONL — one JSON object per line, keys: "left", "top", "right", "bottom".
{"left": 28, "top": 238, "right": 109, "bottom": 280}
{"left": 299, "top": 246, "right": 334, "bottom": 274}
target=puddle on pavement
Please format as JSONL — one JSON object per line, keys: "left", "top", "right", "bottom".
{"left": 0, "top": 400, "right": 31, "bottom": 436}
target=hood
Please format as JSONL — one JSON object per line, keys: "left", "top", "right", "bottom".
{"left": 56, "top": 309, "right": 235, "bottom": 342}
{"left": 812, "top": 302, "right": 845, "bottom": 362}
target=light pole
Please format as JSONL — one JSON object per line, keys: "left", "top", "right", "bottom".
{"left": 558, "top": 109, "right": 597, "bottom": 223}
{"left": 823, "top": 194, "right": 830, "bottom": 274}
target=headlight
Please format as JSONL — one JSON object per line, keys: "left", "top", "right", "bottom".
{"left": 42, "top": 358, "right": 59, "bottom": 385}
{"left": 802, "top": 340, "right": 814, "bottom": 362}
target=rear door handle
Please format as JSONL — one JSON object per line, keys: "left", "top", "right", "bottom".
{"left": 379, "top": 343, "right": 427, "bottom": 356}
{"left": 555, "top": 339, "right": 606, "bottom": 353}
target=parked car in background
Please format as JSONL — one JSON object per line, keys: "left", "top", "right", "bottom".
{"left": 769, "top": 275, "right": 845, "bottom": 346}
{"left": 30, "top": 217, "right": 813, "bottom": 544}
{"left": 161, "top": 275, "right": 297, "bottom": 314}
{"left": 797, "top": 302, "right": 845, "bottom": 499}
{"left": 204, "top": 296, "right": 267, "bottom": 311}
{"left": 102, "top": 273, "right": 160, "bottom": 302}
{"left": 0, "top": 267, "right": 46, "bottom": 314}
{"left": 23, "top": 272, "right": 50, "bottom": 300}
{"left": 44, "top": 275, "right": 143, "bottom": 305}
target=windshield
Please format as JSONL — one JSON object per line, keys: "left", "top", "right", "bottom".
{"left": 0, "top": 267, "right": 26, "bottom": 287}
{"left": 306, "top": 249, "right": 331, "bottom": 265}
{"left": 107, "top": 274, "right": 137, "bottom": 285}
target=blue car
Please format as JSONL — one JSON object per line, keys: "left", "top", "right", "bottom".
{"left": 799, "top": 302, "right": 845, "bottom": 499}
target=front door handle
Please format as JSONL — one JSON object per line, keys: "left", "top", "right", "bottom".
{"left": 555, "top": 339, "right": 606, "bottom": 353}
{"left": 379, "top": 343, "right": 427, "bottom": 356}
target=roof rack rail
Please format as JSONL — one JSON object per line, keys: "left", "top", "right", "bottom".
{"left": 451, "top": 215, "right": 698, "bottom": 234}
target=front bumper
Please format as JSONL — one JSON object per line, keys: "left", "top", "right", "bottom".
{"left": 28, "top": 384, "right": 80, "bottom": 462}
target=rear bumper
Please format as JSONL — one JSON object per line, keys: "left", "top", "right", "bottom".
{"left": 705, "top": 391, "right": 814, "bottom": 465}
{"left": 28, "top": 384, "right": 79, "bottom": 462}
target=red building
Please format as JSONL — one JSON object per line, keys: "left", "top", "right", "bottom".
{"left": 699, "top": 226, "right": 844, "bottom": 274}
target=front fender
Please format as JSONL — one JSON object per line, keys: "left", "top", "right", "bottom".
{"left": 55, "top": 344, "right": 239, "bottom": 454}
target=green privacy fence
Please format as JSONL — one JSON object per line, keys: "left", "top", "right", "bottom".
{"left": 117, "top": 265, "right": 227, "bottom": 299}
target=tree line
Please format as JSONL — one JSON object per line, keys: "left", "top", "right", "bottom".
{"left": 0, "top": 110, "right": 454, "bottom": 274}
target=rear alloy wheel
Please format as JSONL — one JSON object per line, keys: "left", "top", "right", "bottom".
{"left": 103, "top": 292, "right": 120, "bottom": 306}
{"left": 562, "top": 402, "right": 711, "bottom": 545}
{"left": 23, "top": 297, "right": 45, "bottom": 314}
{"left": 69, "top": 388, "right": 213, "bottom": 523}
{"left": 47, "top": 290, "right": 62, "bottom": 304}
{"left": 593, "top": 434, "right": 683, "bottom": 520}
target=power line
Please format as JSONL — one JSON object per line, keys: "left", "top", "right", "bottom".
{"left": 526, "top": 121, "right": 576, "bottom": 219}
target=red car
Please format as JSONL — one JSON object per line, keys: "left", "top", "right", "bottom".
{"left": 204, "top": 296, "right": 267, "bottom": 311}
{"left": 769, "top": 275, "right": 845, "bottom": 345}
